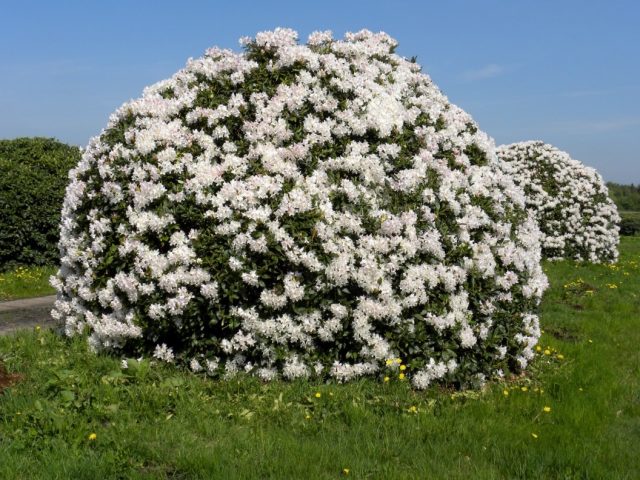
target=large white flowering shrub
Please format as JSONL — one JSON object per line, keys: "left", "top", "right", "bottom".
{"left": 497, "top": 141, "right": 620, "bottom": 263}
{"left": 52, "top": 29, "right": 548, "bottom": 389}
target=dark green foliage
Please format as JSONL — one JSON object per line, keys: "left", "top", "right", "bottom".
{"left": 607, "top": 183, "right": 640, "bottom": 236}
{"left": 607, "top": 182, "right": 640, "bottom": 211}
{"left": 0, "top": 138, "right": 81, "bottom": 271}
{"left": 619, "top": 211, "right": 640, "bottom": 236}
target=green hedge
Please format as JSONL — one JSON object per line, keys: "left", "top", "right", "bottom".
{"left": 0, "top": 138, "right": 80, "bottom": 271}
{"left": 619, "top": 211, "right": 640, "bottom": 236}
{"left": 607, "top": 182, "right": 640, "bottom": 211}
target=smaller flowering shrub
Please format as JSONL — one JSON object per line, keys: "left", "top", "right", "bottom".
{"left": 497, "top": 141, "right": 620, "bottom": 263}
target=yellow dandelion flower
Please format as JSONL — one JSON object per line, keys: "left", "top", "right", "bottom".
{"left": 543, "top": 406, "right": 551, "bottom": 413}
{"left": 531, "top": 433, "right": 538, "bottom": 439}
{"left": 557, "top": 354, "right": 564, "bottom": 360}
{"left": 385, "top": 359, "right": 393, "bottom": 366}
{"left": 305, "top": 414, "right": 311, "bottom": 420}
{"left": 398, "top": 373, "right": 405, "bottom": 380}
{"left": 88, "top": 433, "right": 97, "bottom": 441}
{"left": 314, "top": 392, "right": 321, "bottom": 398}
{"left": 408, "top": 405, "right": 418, "bottom": 413}
{"left": 395, "top": 358, "right": 402, "bottom": 364}
{"left": 536, "top": 345, "right": 542, "bottom": 352}
{"left": 342, "top": 468, "right": 350, "bottom": 476}
{"left": 503, "top": 389, "right": 509, "bottom": 396}
{"left": 399, "top": 365, "right": 407, "bottom": 371}
{"left": 383, "top": 376, "right": 390, "bottom": 382}
{"left": 544, "top": 349, "right": 551, "bottom": 355}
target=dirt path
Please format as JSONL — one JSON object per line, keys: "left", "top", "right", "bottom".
{"left": 0, "top": 295, "right": 58, "bottom": 335}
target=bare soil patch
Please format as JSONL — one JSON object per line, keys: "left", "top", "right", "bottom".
{"left": 0, "top": 361, "right": 23, "bottom": 393}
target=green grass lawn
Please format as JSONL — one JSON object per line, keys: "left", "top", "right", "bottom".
{"left": 0, "top": 265, "right": 56, "bottom": 301}
{"left": 0, "top": 238, "right": 638, "bottom": 479}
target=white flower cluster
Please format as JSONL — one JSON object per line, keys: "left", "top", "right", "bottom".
{"left": 497, "top": 141, "right": 620, "bottom": 263}
{"left": 52, "top": 28, "right": 548, "bottom": 389}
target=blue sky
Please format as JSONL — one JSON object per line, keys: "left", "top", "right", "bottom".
{"left": 1, "top": 0, "right": 638, "bottom": 183}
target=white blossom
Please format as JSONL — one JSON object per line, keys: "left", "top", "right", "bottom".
{"left": 153, "top": 344, "right": 175, "bottom": 363}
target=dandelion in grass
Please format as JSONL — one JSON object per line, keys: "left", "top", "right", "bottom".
{"left": 88, "top": 433, "right": 97, "bottom": 441}
{"left": 543, "top": 406, "right": 551, "bottom": 413}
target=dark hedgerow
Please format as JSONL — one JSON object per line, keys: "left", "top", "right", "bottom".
{"left": 619, "top": 211, "right": 640, "bottom": 236}
{"left": 0, "top": 137, "right": 80, "bottom": 271}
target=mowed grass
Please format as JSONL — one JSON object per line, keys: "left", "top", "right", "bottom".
{"left": 0, "top": 265, "right": 56, "bottom": 301}
{"left": 0, "top": 239, "right": 638, "bottom": 479}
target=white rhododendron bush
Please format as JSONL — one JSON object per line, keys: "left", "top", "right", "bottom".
{"left": 497, "top": 141, "right": 620, "bottom": 263}
{"left": 52, "top": 29, "right": 548, "bottom": 389}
